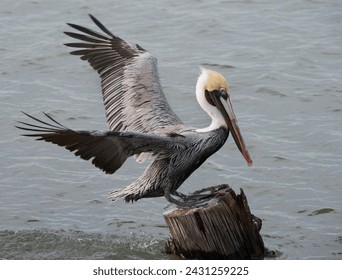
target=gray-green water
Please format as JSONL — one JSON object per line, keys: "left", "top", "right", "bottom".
{"left": 1, "top": 0, "right": 341, "bottom": 259}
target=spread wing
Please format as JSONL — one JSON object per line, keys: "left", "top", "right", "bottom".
{"left": 16, "top": 113, "right": 182, "bottom": 174}
{"left": 64, "top": 14, "right": 183, "bottom": 133}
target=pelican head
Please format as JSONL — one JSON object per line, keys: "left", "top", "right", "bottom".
{"left": 196, "top": 67, "right": 253, "bottom": 166}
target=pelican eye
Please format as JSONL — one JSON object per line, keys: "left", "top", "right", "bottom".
{"left": 219, "top": 88, "right": 228, "bottom": 99}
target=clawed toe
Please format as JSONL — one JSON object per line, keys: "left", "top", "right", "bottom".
{"left": 165, "top": 191, "right": 210, "bottom": 208}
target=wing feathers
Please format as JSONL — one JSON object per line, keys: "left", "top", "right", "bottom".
{"left": 64, "top": 31, "right": 107, "bottom": 44}
{"left": 66, "top": 22, "right": 111, "bottom": 41}
{"left": 64, "top": 15, "right": 183, "bottom": 133}
{"left": 89, "top": 14, "right": 116, "bottom": 38}
{"left": 16, "top": 113, "right": 182, "bottom": 174}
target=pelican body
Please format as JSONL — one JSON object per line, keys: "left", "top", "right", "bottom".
{"left": 17, "top": 15, "right": 252, "bottom": 207}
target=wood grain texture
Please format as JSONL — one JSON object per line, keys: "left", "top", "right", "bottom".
{"left": 164, "top": 184, "right": 264, "bottom": 259}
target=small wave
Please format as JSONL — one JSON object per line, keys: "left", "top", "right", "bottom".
{"left": 0, "top": 229, "right": 166, "bottom": 260}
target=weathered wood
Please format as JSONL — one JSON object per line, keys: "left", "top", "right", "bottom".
{"left": 163, "top": 184, "right": 264, "bottom": 259}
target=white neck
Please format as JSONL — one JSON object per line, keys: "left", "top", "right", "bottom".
{"left": 195, "top": 69, "right": 226, "bottom": 133}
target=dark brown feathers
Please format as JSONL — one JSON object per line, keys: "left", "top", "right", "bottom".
{"left": 16, "top": 113, "right": 182, "bottom": 174}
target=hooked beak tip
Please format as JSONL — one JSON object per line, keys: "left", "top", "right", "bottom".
{"left": 243, "top": 151, "right": 253, "bottom": 167}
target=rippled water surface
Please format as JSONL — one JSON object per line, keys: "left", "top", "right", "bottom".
{"left": 1, "top": 0, "right": 341, "bottom": 259}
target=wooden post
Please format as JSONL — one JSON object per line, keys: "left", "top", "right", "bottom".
{"left": 163, "top": 184, "right": 264, "bottom": 259}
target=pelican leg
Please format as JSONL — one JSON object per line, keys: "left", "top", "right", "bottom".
{"left": 174, "top": 191, "right": 211, "bottom": 202}
{"left": 173, "top": 191, "right": 188, "bottom": 200}
{"left": 164, "top": 184, "right": 188, "bottom": 207}
{"left": 164, "top": 186, "right": 209, "bottom": 208}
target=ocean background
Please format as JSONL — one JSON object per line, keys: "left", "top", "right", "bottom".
{"left": 1, "top": 0, "right": 341, "bottom": 259}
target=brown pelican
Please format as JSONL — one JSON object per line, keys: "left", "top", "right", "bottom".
{"left": 17, "top": 15, "right": 252, "bottom": 207}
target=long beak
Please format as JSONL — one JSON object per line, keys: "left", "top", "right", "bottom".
{"left": 213, "top": 94, "right": 253, "bottom": 166}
